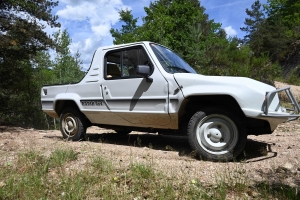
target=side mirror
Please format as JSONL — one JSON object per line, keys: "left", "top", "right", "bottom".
{"left": 136, "top": 65, "right": 153, "bottom": 82}
{"left": 136, "top": 65, "right": 151, "bottom": 76}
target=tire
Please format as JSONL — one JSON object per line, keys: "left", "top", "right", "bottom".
{"left": 187, "top": 107, "right": 247, "bottom": 161}
{"left": 60, "top": 107, "right": 87, "bottom": 141}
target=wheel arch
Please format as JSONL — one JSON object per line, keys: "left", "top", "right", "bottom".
{"left": 178, "top": 94, "right": 272, "bottom": 135}
{"left": 55, "top": 100, "right": 80, "bottom": 117}
{"left": 179, "top": 95, "right": 246, "bottom": 123}
{"left": 55, "top": 100, "right": 92, "bottom": 126}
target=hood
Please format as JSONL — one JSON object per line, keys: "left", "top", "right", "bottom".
{"left": 174, "top": 73, "right": 275, "bottom": 95}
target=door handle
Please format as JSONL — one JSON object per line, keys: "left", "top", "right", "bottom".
{"left": 100, "top": 85, "right": 110, "bottom": 110}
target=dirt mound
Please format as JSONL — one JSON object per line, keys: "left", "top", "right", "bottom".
{"left": 275, "top": 81, "right": 300, "bottom": 101}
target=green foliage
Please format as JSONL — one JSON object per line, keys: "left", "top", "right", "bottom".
{"left": 111, "top": 0, "right": 223, "bottom": 59}
{"left": 241, "top": 0, "right": 300, "bottom": 83}
{"left": 111, "top": 0, "right": 281, "bottom": 84}
{"left": 141, "top": 0, "right": 221, "bottom": 57}
{"left": 265, "top": 0, "right": 300, "bottom": 81}
{"left": 240, "top": 0, "right": 266, "bottom": 56}
{"left": 266, "top": 0, "right": 300, "bottom": 38}
{"left": 180, "top": 12, "right": 226, "bottom": 68}
{"left": 0, "top": 0, "right": 60, "bottom": 63}
{"left": 0, "top": 0, "right": 61, "bottom": 127}
{"left": 110, "top": 9, "right": 140, "bottom": 44}
{"left": 0, "top": 0, "right": 84, "bottom": 128}
{"left": 49, "top": 148, "right": 79, "bottom": 168}
{"left": 256, "top": 182, "right": 300, "bottom": 200}
{"left": 51, "top": 29, "right": 85, "bottom": 84}
{"left": 0, "top": 58, "right": 51, "bottom": 128}
{"left": 283, "top": 66, "right": 300, "bottom": 85}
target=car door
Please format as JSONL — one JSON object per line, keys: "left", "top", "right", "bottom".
{"left": 101, "top": 46, "right": 170, "bottom": 127}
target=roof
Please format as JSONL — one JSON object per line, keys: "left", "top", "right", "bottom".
{"left": 97, "top": 41, "right": 152, "bottom": 51}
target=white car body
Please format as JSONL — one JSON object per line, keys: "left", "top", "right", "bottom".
{"left": 41, "top": 41, "right": 300, "bottom": 161}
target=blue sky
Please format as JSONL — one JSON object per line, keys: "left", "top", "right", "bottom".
{"left": 49, "top": 0, "right": 268, "bottom": 70}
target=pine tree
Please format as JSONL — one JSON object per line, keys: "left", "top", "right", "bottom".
{"left": 240, "top": 0, "right": 266, "bottom": 56}
{"left": 0, "top": 0, "right": 60, "bottom": 126}
{"left": 52, "top": 29, "right": 84, "bottom": 84}
{"left": 110, "top": 9, "right": 139, "bottom": 44}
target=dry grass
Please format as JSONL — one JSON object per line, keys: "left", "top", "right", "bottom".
{"left": 0, "top": 147, "right": 299, "bottom": 200}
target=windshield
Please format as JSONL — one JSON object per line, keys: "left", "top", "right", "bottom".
{"left": 150, "top": 43, "right": 197, "bottom": 74}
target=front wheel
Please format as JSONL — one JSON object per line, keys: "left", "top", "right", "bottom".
{"left": 187, "top": 107, "right": 247, "bottom": 161}
{"left": 60, "top": 107, "right": 87, "bottom": 141}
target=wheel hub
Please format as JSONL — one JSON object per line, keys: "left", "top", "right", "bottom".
{"left": 67, "top": 121, "right": 74, "bottom": 129}
{"left": 196, "top": 114, "right": 238, "bottom": 155}
{"left": 208, "top": 128, "right": 222, "bottom": 142}
{"left": 64, "top": 115, "right": 77, "bottom": 136}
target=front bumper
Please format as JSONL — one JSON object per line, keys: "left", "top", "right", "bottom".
{"left": 261, "top": 86, "right": 300, "bottom": 122}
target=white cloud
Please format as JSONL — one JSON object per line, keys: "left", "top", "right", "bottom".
{"left": 202, "top": 0, "right": 244, "bottom": 9}
{"left": 54, "top": 0, "right": 130, "bottom": 70}
{"left": 224, "top": 26, "right": 237, "bottom": 37}
{"left": 56, "top": 5, "right": 88, "bottom": 21}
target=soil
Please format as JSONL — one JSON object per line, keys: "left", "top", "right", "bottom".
{"left": 1, "top": 82, "right": 300, "bottom": 190}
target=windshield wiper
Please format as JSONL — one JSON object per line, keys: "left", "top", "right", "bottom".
{"left": 167, "top": 66, "right": 189, "bottom": 73}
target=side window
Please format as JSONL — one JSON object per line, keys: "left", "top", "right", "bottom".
{"left": 106, "top": 51, "right": 121, "bottom": 78}
{"left": 123, "top": 49, "right": 138, "bottom": 76}
{"left": 105, "top": 47, "right": 151, "bottom": 79}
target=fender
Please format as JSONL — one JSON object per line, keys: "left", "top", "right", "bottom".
{"left": 173, "top": 73, "right": 280, "bottom": 118}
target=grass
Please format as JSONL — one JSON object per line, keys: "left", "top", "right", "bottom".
{"left": 49, "top": 148, "right": 78, "bottom": 168}
{"left": 0, "top": 148, "right": 299, "bottom": 200}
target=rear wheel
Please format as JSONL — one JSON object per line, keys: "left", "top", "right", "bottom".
{"left": 60, "top": 107, "right": 87, "bottom": 141}
{"left": 187, "top": 107, "right": 247, "bottom": 161}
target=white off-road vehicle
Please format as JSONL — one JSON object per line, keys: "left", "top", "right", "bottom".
{"left": 41, "top": 42, "right": 300, "bottom": 161}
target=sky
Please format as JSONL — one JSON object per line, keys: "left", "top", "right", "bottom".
{"left": 49, "top": 0, "right": 268, "bottom": 70}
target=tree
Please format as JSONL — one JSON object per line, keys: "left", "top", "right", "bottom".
{"left": 264, "top": 0, "right": 300, "bottom": 64}
{"left": 242, "top": 0, "right": 300, "bottom": 61}
{"left": 0, "top": 0, "right": 60, "bottom": 126}
{"left": 110, "top": 9, "right": 140, "bottom": 44}
{"left": 0, "top": 0, "right": 60, "bottom": 62}
{"left": 182, "top": 21, "right": 229, "bottom": 72}
{"left": 111, "top": 0, "right": 225, "bottom": 67}
{"left": 51, "top": 29, "right": 85, "bottom": 84}
{"left": 26, "top": 29, "right": 85, "bottom": 129}
{"left": 266, "top": 0, "right": 300, "bottom": 38}
{"left": 240, "top": 0, "right": 266, "bottom": 56}
{"left": 111, "top": 0, "right": 280, "bottom": 84}
{"left": 240, "top": 0, "right": 300, "bottom": 83}
{"left": 142, "top": 0, "right": 225, "bottom": 58}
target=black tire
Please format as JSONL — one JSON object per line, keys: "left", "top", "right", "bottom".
{"left": 187, "top": 107, "right": 247, "bottom": 161}
{"left": 60, "top": 107, "right": 87, "bottom": 141}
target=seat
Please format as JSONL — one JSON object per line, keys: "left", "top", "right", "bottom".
{"left": 107, "top": 64, "right": 121, "bottom": 78}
